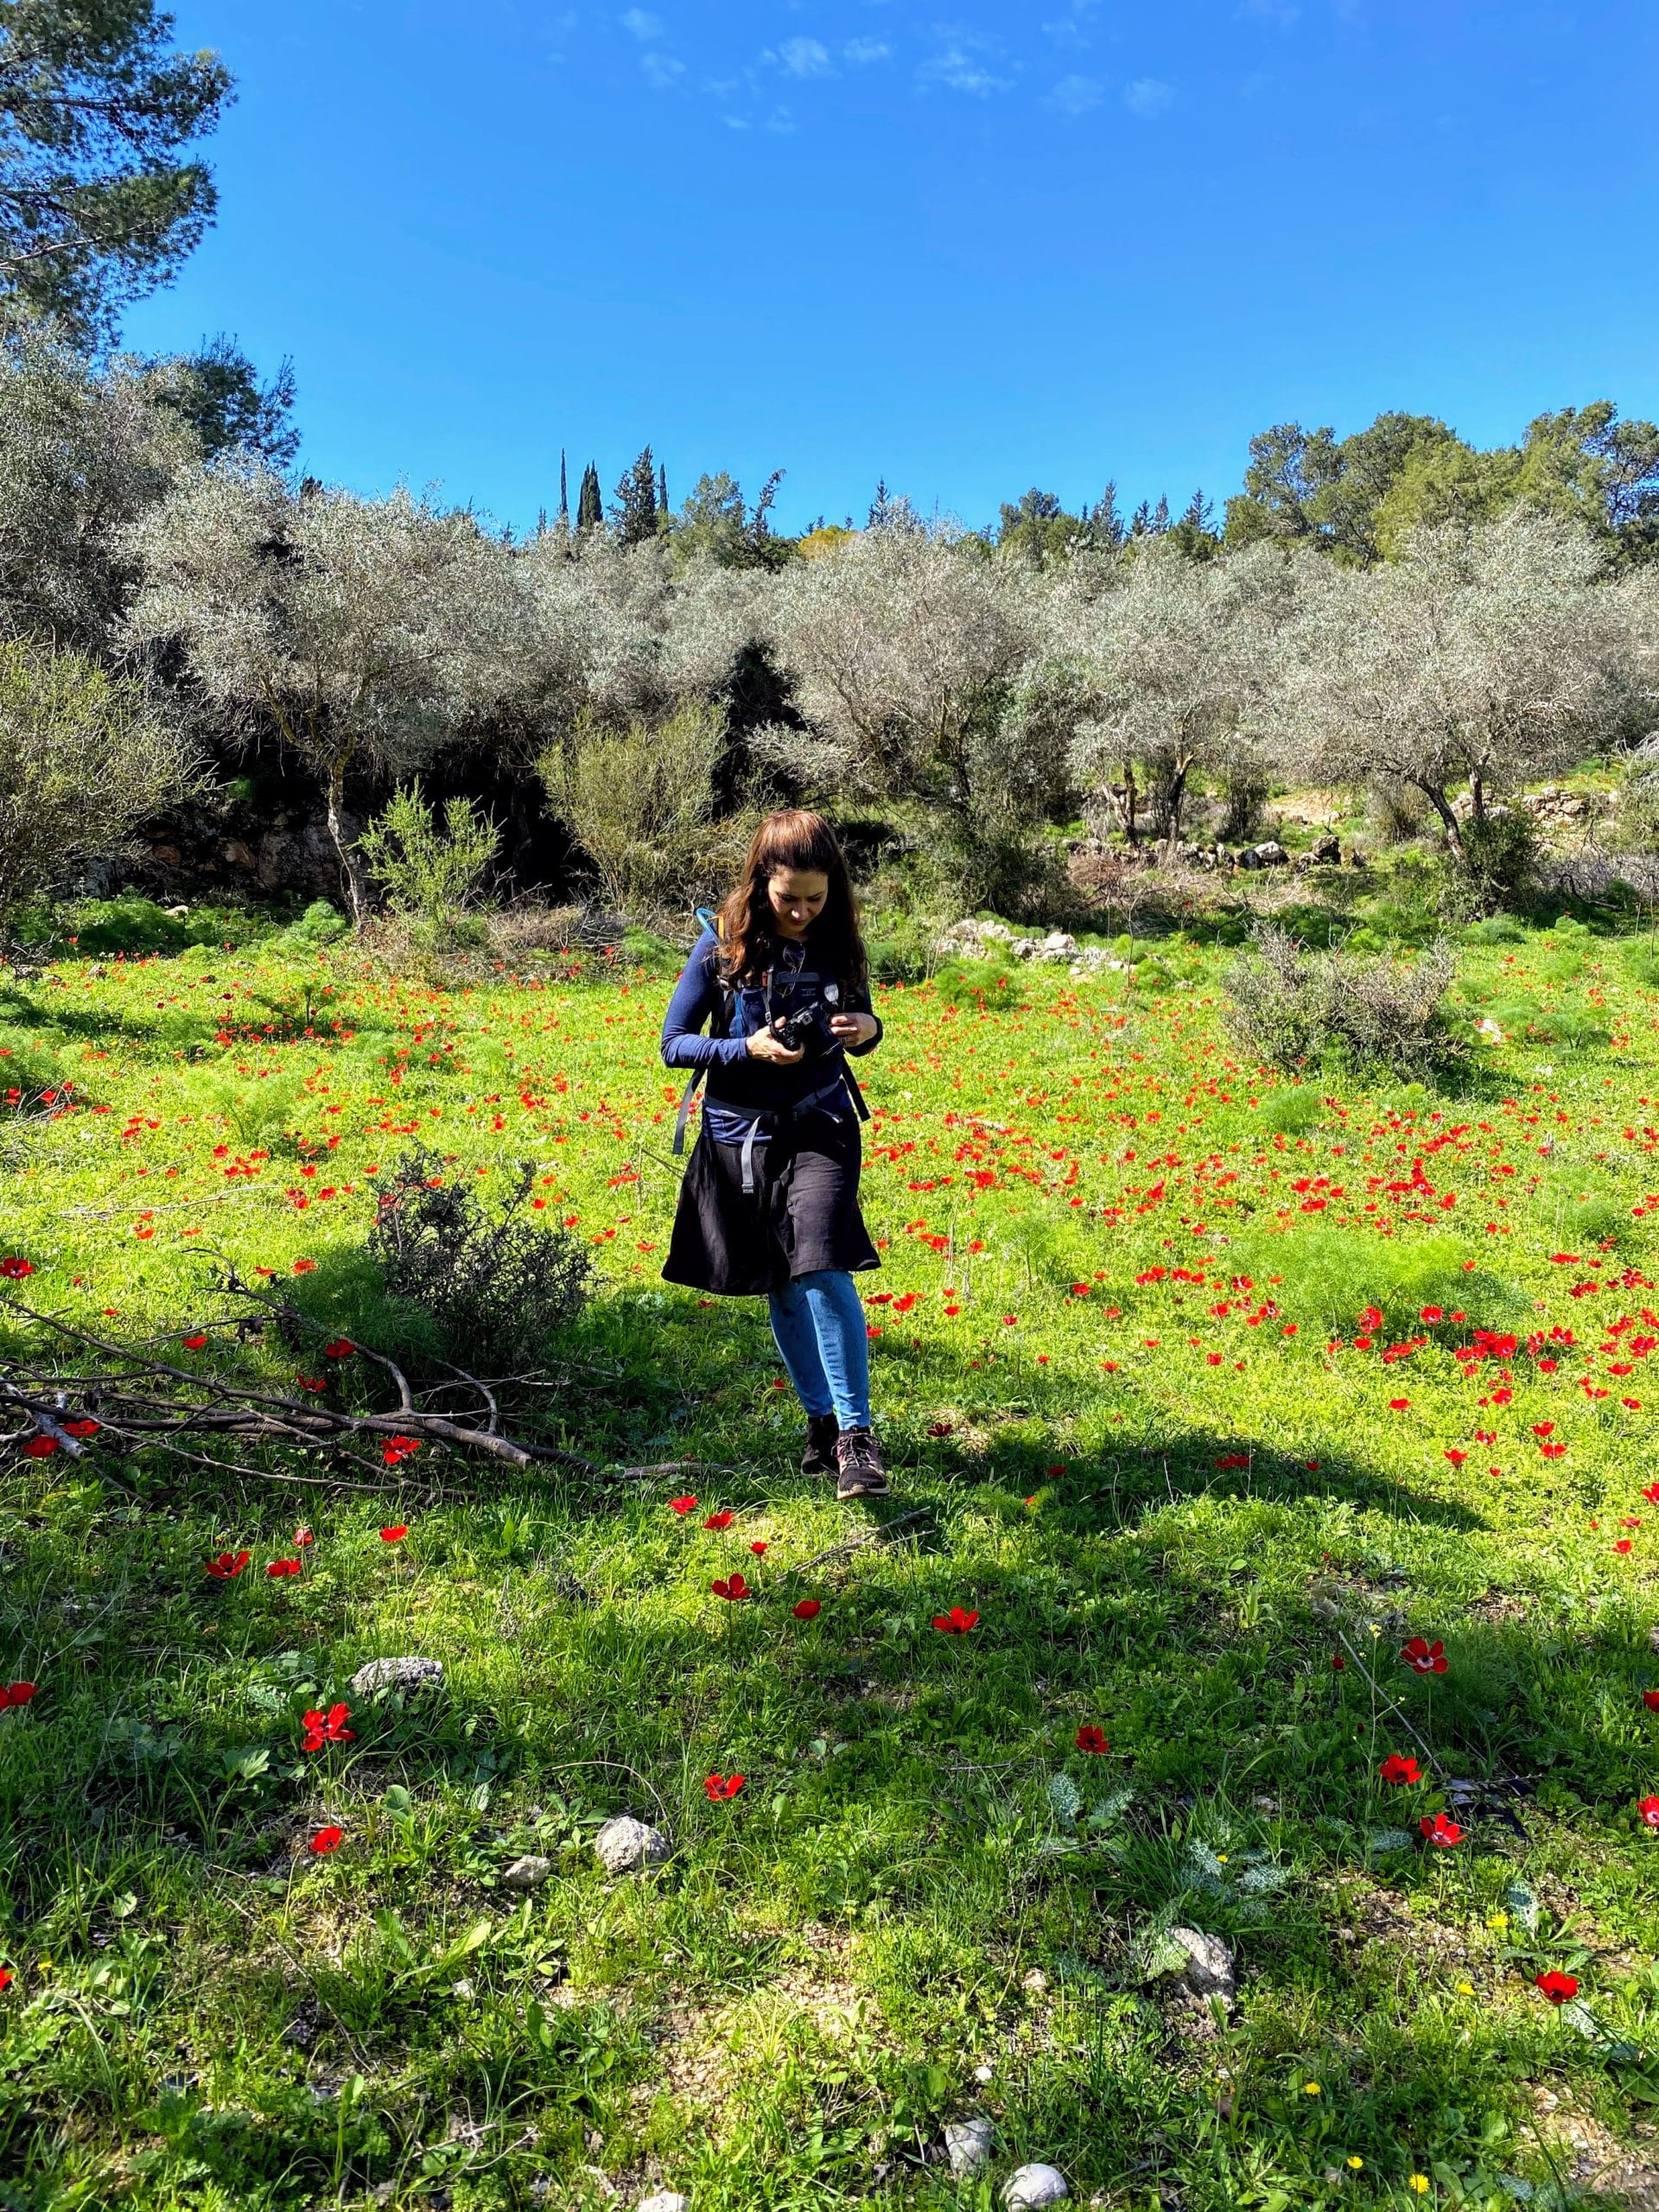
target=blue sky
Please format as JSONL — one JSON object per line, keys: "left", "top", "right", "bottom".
{"left": 123, "top": 1, "right": 1659, "bottom": 537}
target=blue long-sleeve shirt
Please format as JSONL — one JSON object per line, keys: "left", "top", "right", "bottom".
{"left": 661, "top": 930, "right": 882, "bottom": 1141}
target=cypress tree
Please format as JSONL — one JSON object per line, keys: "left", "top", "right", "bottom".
{"left": 576, "top": 461, "right": 603, "bottom": 533}
{"left": 611, "top": 444, "right": 659, "bottom": 547}
{"left": 658, "top": 459, "right": 669, "bottom": 518}
{"left": 559, "top": 448, "right": 569, "bottom": 525}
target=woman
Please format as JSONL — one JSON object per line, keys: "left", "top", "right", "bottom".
{"left": 661, "top": 810, "right": 890, "bottom": 1501}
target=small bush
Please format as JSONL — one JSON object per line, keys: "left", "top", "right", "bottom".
{"left": 1226, "top": 1226, "right": 1522, "bottom": 1340}
{"left": 367, "top": 1147, "right": 593, "bottom": 1370}
{"left": 272, "top": 899, "right": 350, "bottom": 955}
{"left": 1463, "top": 913, "right": 1528, "bottom": 946}
{"left": 1224, "top": 925, "right": 1468, "bottom": 1080}
{"left": 359, "top": 785, "right": 500, "bottom": 948}
{"left": 1454, "top": 807, "right": 1539, "bottom": 912}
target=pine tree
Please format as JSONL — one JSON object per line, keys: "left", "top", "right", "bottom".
{"left": 576, "top": 461, "right": 603, "bottom": 533}
{"left": 610, "top": 445, "right": 659, "bottom": 546}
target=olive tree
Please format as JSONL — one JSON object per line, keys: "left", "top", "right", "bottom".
{"left": 0, "top": 322, "right": 194, "bottom": 648}
{"left": 1062, "top": 538, "right": 1300, "bottom": 849}
{"left": 124, "top": 464, "right": 526, "bottom": 923}
{"left": 761, "top": 526, "right": 1058, "bottom": 906}
{"left": 0, "top": 633, "right": 195, "bottom": 926}
{"left": 1282, "top": 511, "right": 1648, "bottom": 861}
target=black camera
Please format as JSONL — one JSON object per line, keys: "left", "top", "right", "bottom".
{"left": 770, "top": 982, "right": 842, "bottom": 1058}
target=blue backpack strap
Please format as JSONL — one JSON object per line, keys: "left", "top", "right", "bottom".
{"left": 672, "top": 912, "right": 731, "bottom": 1159}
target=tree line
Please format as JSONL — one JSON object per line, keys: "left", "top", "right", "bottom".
{"left": 3, "top": 4, "right": 1659, "bottom": 933}
{"left": 3, "top": 320, "right": 1658, "bottom": 936}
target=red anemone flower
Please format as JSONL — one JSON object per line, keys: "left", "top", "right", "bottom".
{"left": 323, "top": 1339, "right": 355, "bottom": 1358}
{"left": 749, "top": 1541, "right": 767, "bottom": 1556}
{"left": 300, "top": 1702, "right": 354, "bottom": 1751}
{"left": 181, "top": 1334, "right": 208, "bottom": 1351}
{"left": 1, "top": 1682, "right": 38, "bottom": 1708}
{"left": 294, "top": 1527, "right": 315, "bottom": 1547}
{"left": 791, "top": 1599, "right": 822, "bottom": 1620}
{"left": 1420, "top": 1812, "right": 1463, "bottom": 1848}
{"left": 61, "top": 1419, "right": 99, "bottom": 1438}
{"left": 381, "top": 1436, "right": 421, "bottom": 1466}
{"left": 308, "top": 1825, "right": 344, "bottom": 1855}
{"left": 1379, "top": 1753, "right": 1422, "bottom": 1785}
{"left": 704, "top": 1772, "right": 745, "bottom": 1800}
{"left": 703, "top": 1511, "right": 734, "bottom": 1531}
{"left": 1401, "top": 1637, "right": 1447, "bottom": 1675}
{"left": 669, "top": 1495, "right": 699, "bottom": 1515}
{"left": 0, "top": 1967, "right": 11, "bottom": 1988}
{"left": 0, "top": 1257, "right": 33, "bottom": 1279}
{"left": 1535, "top": 1971, "right": 1579, "bottom": 2003}
{"left": 1643, "top": 1691, "right": 1659, "bottom": 1712}
{"left": 1639, "top": 1796, "right": 1659, "bottom": 1828}
{"left": 932, "top": 1605, "right": 980, "bottom": 1634}
{"left": 378, "top": 1525, "right": 408, "bottom": 1543}
{"left": 22, "top": 1436, "right": 57, "bottom": 1458}
{"left": 265, "top": 1557, "right": 302, "bottom": 1579}
{"left": 205, "top": 1550, "right": 250, "bottom": 1579}
{"left": 711, "top": 1573, "right": 751, "bottom": 1602}
{"left": 1076, "top": 1724, "right": 1109, "bottom": 1755}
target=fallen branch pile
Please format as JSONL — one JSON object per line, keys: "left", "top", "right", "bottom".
{"left": 0, "top": 1265, "right": 717, "bottom": 1488}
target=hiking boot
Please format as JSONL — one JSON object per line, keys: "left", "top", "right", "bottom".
{"left": 836, "top": 1427, "right": 891, "bottom": 1501}
{"left": 802, "top": 1414, "right": 840, "bottom": 1477}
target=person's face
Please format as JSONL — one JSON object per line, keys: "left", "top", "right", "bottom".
{"left": 766, "top": 868, "right": 830, "bottom": 941}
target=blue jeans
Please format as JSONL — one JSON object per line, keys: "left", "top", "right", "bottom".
{"left": 769, "top": 1269, "right": 872, "bottom": 1431}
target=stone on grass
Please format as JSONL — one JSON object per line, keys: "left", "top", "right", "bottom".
{"left": 637, "top": 2195, "right": 689, "bottom": 2212}
{"left": 594, "top": 1815, "right": 671, "bottom": 1876}
{"left": 1169, "top": 1926, "right": 1236, "bottom": 1999}
{"left": 1003, "top": 2164, "right": 1069, "bottom": 2209}
{"left": 944, "top": 2118, "right": 995, "bottom": 2177}
{"left": 502, "top": 1854, "right": 553, "bottom": 1891}
{"left": 350, "top": 1656, "right": 444, "bottom": 1699}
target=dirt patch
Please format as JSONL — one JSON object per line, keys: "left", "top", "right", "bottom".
{"left": 1531, "top": 2089, "right": 1659, "bottom": 2206}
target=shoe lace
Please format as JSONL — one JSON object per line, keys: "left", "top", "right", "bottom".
{"left": 840, "top": 1428, "right": 880, "bottom": 1475}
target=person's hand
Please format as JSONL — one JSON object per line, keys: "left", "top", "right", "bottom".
{"left": 830, "top": 1012, "right": 879, "bottom": 1048}
{"left": 747, "top": 1027, "right": 805, "bottom": 1065}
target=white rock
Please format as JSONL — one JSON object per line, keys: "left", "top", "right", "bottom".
{"left": 502, "top": 1854, "right": 553, "bottom": 1890}
{"left": 1039, "top": 931, "right": 1078, "bottom": 960}
{"left": 1168, "top": 1926, "right": 1236, "bottom": 1999}
{"left": 944, "top": 2118, "right": 995, "bottom": 2177}
{"left": 350, "top": 1656, "right": 444, "bottom": 1699}
{"left": 1004, "top": 2163, "right": 1070, "bottom": 2209}
{"left": 594, "top": 1815, "right": 671, "bottom": 1876}
{"left": 637, "top": 2195, "right": 689, "bottom": 2212}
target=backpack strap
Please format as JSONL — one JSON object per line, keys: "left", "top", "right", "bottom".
{"left": 672, "top": 913, "right": 734, "bottom": 1159}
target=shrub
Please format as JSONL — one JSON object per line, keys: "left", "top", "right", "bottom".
{"left": 358, "top": 785, "right": 499, "bottom": 949}
{"left": 278, "top": 899, "right": 351, "bottom": 949}
{"left": 538, "top": 701, "right": 747, "bottom": 925}
{"left": 0, "top": 637, "right": 197, "bottom": 928}
{"left": 1453, "top": 805, "right": 1539, "bottom": 911}
{"left": 1225, "top": 1226, "right": 1522, "bottom": 1341}
{"left": 367, "top": 1147, "right": 593, "bottom": 1371}
{"left": 1224, "top": 925, "right": 1468, "bottom": 1080}
{"left": 1463, "top": 913, "right": 1529, "bottom": 945}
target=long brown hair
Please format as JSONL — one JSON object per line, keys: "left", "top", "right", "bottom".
{"left": 715, "top": 810, "right": 868, "bottom": 990}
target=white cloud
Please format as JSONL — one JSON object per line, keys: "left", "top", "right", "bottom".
{"left": 1124, "top": 75, "right": 1173, "bottom": 116}
{"left": 641, "top": 50, "right": 685, "bottom": 86}
{"left": 843, "top": 37, "right": 891, "bottom": 63}
{"left": 765, "top": 105, "right": 797, "bottom": 133}
{"left": 1050, "top": 73, "right": 1104, "bottom": 113}
{"left": 620, "top": 8, "right": 663, "bottom": 36}
{"left": 779, "top": 35, "right": 832, "bottom": 74}
{"left": 921, "top": 42, "right": 1012, "bottom": 96}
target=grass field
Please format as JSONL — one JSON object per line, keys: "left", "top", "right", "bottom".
{"left": 6, "top": 913, "right": 1659, "bottom": 2211}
